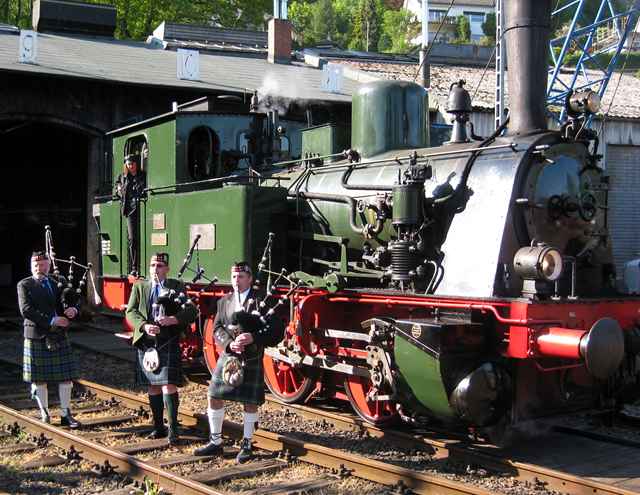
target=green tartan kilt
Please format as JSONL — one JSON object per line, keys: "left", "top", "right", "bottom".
{"left": 208, "top": 351, "right": 265, "bottom": 405}
{"left": 23, "top": 336, "right": 79, "bottom": 383}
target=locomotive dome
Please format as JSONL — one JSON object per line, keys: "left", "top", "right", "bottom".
{"left": 351, "top": 80, "right": 429, "bottom": 158}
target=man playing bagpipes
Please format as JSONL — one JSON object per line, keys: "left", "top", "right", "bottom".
{"left": 18, "top": 251, "right": 82, "bottom": 427}
{"left": 125, "top": 252, "right": 198, "bottom": 445}
{"left": 194, "top": 261, "right": 284, "bottom": 463}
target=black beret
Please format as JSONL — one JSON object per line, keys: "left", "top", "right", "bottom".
{"left": 151, "top": 252, "right": 169, "bottom": 265}
{"left": 31, "top": 251, "right": 49, "bottom": 261}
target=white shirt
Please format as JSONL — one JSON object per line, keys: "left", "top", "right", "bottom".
{"left": 234, "top": 288, "right": 251, "bottom": 312}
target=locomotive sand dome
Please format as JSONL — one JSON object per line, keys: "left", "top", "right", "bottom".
{"left": 95, "top": 0, "right": 640, "bottom": 431}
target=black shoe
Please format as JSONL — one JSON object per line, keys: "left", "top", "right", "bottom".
{"left": 167, "top": 428, "right": 180, "bottom": 446}
{"left": 194, "top": 440, "right": 224, "bottom": 457}
{"left": 146, "top": 427, "right": 167, "bottom": 439}
{"left": 60, "top": 413, "right": 81, "bottom": 429}
{"left": 236, "top": 438, "right": 252, "bottom": 464}
{"left": 41, "top": 412, "right": 51, "bottom": 424}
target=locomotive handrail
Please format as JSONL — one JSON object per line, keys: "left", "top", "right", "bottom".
{"left": 325, "top": 295, "right": 561, "bottom": 326}
{"left": 143, "top": 173, "right": 291, "bottom": 194}
{"left": 286, "top": 142, "right": 519, "bottom": 176}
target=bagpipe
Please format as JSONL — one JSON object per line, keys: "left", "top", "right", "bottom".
{"left": 221, "top": 233, "right": 301, "bottom": 388}
{"left": 43, "top": 225, "right": 101, "bottom": 350}
{"left": 45, "top": 224, "right": 101, "bottom": 310}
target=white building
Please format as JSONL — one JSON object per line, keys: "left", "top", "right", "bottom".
{"left": 404, "top": 0, "right": 495, "bottom": 43}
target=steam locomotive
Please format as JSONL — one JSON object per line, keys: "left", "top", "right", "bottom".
{"left": 94, "top": 0, "right": 640, "bottom": 431}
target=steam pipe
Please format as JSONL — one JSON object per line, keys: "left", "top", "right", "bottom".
{"left": 293, "top": 191, "right": 362, "bottom": 234}
{"left": 341, "top": 166, "right": 393, "bottom": 191}
{"left": 503, "top": 0, "right": 551, "bottom": 135}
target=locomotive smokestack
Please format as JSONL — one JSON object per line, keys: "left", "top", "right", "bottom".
{"left": 504, "top": 0, "right": 551, "bottom": 135}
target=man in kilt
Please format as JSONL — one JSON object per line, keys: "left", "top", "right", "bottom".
{"left": 194, "top": 261, "right": 283, "bottom": 463}
{"left": 18, "top": 251, "right": 81, "bottom": 427}
{"left": 126, "top": 252, "right": 197, "bottom": 445}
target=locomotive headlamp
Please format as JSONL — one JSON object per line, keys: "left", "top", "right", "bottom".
{"left": 514, "top": 244, "right": 563, "bottom": 282}
{"left": 567, "top": 90, "right": 601, "bottom": 117}
{"left": 514, "top": 243, "right": 563, "bottom": 299}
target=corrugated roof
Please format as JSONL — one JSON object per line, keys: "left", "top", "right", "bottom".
{"left": 334, "top": 60, "right": 640, "bottom": 119}
{"left": 0, "top": 30, "right": 356, "bottom": 103}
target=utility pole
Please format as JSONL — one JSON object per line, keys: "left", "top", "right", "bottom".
{"left": 419, "top": 0, "right": 430, "bottom": 88}
{"left": 495, "top": 0, "right": 506, "bottom": 129}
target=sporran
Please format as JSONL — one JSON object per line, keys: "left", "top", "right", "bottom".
{"left": 222, "top": 355, "right": 245, "bottom": 388}
{"left": 143, "top": 347, "right": 160, "bottom": 372}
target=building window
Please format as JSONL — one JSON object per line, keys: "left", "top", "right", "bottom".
{"left": 464, "top": 11, "right": 486, "bottom": 25}
{"left": 187, "top": 126, "right": 219, "bottom": 180}
{"left": 429, "top": 9, "right": 446, "bottom": 21}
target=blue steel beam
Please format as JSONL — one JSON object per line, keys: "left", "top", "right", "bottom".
{"left": 546, "top": 0, "right": 640, "bottom": 125}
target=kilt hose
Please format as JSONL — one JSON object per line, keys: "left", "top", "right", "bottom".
{"left": 136, "top": 336, "right": 183, "bottom": 386}
{"left": 208, "top": 352, "right": 265, "bottom": 405}
{"left": 23, "top": 336, "right": 79, "bottom": 383}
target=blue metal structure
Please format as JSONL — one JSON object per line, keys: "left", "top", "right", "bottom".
{"left": 547, "top": 0, "right": 640, "bottom": 125}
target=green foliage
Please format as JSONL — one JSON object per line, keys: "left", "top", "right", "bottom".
{"left": 455, "top": 14, "right": 470, "bottom": 44}
{"left": 1, "top": 0, "right": 271, "bottom": 39}
{"left": 289, "top": 1, "right": 316, "bottom": 46}
{"left": 350, "top": 0, "right": 382, "bottom": 51}
{"left": 378, "top": 8, "right": 414, "bottom": 53}
{"left": 310, "top": 0, "right": 336, "bottom": 44}
{"left": 481, "top": 12, "right": 495, "bottom": 44}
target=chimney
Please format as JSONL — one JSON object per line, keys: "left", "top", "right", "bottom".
{"left": 503, "top": 0, "right": 551, "bottom": 135}
{"left": 268, "top": 18, "right": 292, "bottom": 64}
{"left": 32, "top": 0, "right": 116, "bottom": 37}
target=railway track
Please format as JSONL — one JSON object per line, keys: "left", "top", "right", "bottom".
{"left": 2, "top": 319, "right": 640, "bottom": 494}
{"left": 0, "top": 361, "right": 495, "bottom": 495}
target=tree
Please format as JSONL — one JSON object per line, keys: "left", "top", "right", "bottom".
{"left": 310, "top": 0, "right": 336, "bottom": 44}
{"left": 378, "top": 8, "right": 414, "bottom": 53}
{"left": 481, "top": 12, "right": 496, "bottom": 44}
{"left": 289, "top": 1, "right": 315, "bottom": 47}
{"left": 455, "top": 14, "right": 470, "bottom": 44}
{"left": 350, "top": 0, "right": 381, "bottom": 51}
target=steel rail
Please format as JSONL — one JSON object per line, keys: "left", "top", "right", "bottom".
{"left": 262, "top": 396, "right": 640, "bottom": 495}
{"left": 72, "top": 380, "right": 492, "bottom": 495}
{"left": 0, "top": 403, "right": 225, "bottom": 495}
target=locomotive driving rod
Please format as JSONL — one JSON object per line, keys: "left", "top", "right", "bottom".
{"left": 325, "top": 295, "right": 561, "bottom": 326}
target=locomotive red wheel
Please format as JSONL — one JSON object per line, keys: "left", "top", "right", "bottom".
{"left": 344, "top": 375, "right": 398, "bottom": 426}
{"left": 263, "top": 355, "right": 317, "bottom": 403}
{"left": 202, "top": 317, "right": 221, "bottom": 373}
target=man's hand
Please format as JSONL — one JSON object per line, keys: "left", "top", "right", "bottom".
{"left": 235, "top": 333, "right": 254, "bottom": 346}
{"left": 157, "top": 316, "right": 179, "bottom": 327}
{"left": 144, "top": 324, "right": 160, "bottom": 336}
{"left": 64, "top": 307, "right": 78, "bottom": 319}
{"left": 230, "top": 341, "right": 245, "bottom": 353}
{"left": 52, "top": 316, "right": 70, "bottom": 328}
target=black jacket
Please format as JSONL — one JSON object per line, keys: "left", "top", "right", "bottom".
{"left": 115, "top": 171, "right": 146, "bottom": 217}
{"left": 214, "top": 290, "right": 265, "bottom": 356}
{"left": 17, "top": 275, "right": 79, "bottom": 339}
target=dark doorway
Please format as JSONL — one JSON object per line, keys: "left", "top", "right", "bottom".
{"left": 0, "top": 120, "right": 89, "bottom": 303}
